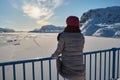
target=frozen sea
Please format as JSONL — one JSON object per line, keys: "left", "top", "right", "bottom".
{"left": 0, "top": 32, "right": 120, "bottom": 80}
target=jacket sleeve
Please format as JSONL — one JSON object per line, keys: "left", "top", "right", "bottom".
{"left": 53, "top": 38, "right": 65, "bottom": 56}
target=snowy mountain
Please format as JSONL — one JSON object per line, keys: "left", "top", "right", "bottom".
{"left": 30, "top": 25, "right": 64, "bottom": 33}
{"left": 0, "top": 27, "right": 15, "bottom": 33}
{"left": 80, "top": 6, "right": 120, "bottom": 38}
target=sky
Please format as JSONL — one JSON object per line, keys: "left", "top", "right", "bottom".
{"left": 0, "top": 0, "right": 120, "bottom": 31}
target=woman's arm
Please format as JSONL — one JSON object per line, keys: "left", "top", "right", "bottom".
{"left": 52, "top": 39, "right": 64, "bottom": 57}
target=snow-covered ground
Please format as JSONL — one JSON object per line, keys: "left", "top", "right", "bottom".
{"left": 0, "top": 33, "right": 57, "bottom": 62}
{"left": 0, "top": 32, "right": 120, "bottom": 62}
{"left": 0, "top": 33, "right": 120, "bottom": 80}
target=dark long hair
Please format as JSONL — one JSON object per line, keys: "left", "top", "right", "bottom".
{"left": 64, "top": 26, "right": 81, "bottom": 33}
{"left": 57, "top": 26, "right": 81, "bottom": 41}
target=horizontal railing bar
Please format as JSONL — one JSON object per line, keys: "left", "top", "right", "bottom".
{"left": 84, "top": 48, "right": 120, "bottom": 55}
{"left": 0, "top": 57, "right": 54, "bottom": 66}
{"left": 84, "top": 49, "right": 111, "bottom": 55}
{"left": 0, "top": 48, "right": 120, "bottom": 66}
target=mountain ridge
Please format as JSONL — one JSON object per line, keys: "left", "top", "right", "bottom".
{"left": 0, "top": 27, "right": 15, "bottom": 33}
{"left": 30, "top": 25, "right": 64, "bottom": 33}
{"left": 80, "top": 6, "right": 120, "bottom": 38}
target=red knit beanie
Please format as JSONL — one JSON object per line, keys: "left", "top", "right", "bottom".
{"left": 66, "top": 16, "right": 79, "bottom": 27}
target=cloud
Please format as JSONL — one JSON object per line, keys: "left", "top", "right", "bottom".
{"left": 22, "top": 5, "right": 41, "bottom": 19}
{"left": 22, "top": 0, "right": 63, "bottom": 26}
{"left": 37, "top": 20, "right": 50, "bottom": 26}
{"left": 22, "top": 4, "right": 54, "bottom": 19}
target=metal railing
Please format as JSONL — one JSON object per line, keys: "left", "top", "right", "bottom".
{"left": 0, "top": 48, "right": 120, "bottom": 80}
{"left": 84, "top": 48, "right": 120, "bottom": 80}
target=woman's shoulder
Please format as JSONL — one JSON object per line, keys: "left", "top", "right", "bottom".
{"left": 57, "top": 32, "right": 84, "bottom": 40}
{"left": 57, "top": 32, "right": 64, "bottom": 41}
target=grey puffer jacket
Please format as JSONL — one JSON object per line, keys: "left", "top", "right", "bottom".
{"left": 54, "top": 32, "right": 85, "bottom": 78}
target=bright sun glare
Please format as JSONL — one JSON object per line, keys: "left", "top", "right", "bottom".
{"left": 32, "top": 7, "right": 40, "bottom": 16}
